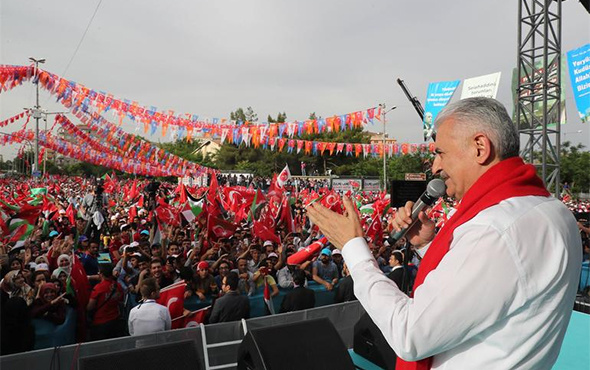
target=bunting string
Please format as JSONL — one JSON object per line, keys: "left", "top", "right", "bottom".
{"left": 0, "top": 65, "right": 381, "bottom": 142}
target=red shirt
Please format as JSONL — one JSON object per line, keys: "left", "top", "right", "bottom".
{"left": 90, "top": 279, "right": 123, "bottom": 325}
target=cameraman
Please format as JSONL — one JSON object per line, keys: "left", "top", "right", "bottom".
{"left": 80, "top": 179, "right": 109, "bottom": 221}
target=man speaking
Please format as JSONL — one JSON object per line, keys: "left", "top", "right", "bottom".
{"left": 307, "top": 98, "right": 581, "bottom": 369}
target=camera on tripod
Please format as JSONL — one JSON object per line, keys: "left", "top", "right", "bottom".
{"left": 145, "top": 180, "right": 160, "bottom": 198}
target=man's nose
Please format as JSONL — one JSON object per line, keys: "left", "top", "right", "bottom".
{"left": 432, "top": 156, "right": 442, "bottom": 176}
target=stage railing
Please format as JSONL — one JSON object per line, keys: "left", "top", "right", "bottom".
{"left": 0, "top": 301, "right": 365, "bottom": 370}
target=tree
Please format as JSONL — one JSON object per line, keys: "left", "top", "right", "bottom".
{"left": 230, "top": 107, "right": 258, "bottom": 123}
{"left": 560, "top": 141, "right": 590, "bottom": 195}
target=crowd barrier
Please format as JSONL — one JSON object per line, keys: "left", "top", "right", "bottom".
{"left": 31, "top": 307, "right": 77, "bottom": 350}
{"left": 1, "top": 301, "right": 365, "bottom": 370}
{"left": 182, "top": 280, "right": 337, "bottom": 316}
{"left": 2, "top": 302, "right": 588, "bottom": 370}
{"left": 29, "top": 280, "right": 340, "bottom": 351}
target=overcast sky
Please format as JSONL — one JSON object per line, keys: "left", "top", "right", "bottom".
{"left": 1, "top": 0, "right": 588, "bottom": 161}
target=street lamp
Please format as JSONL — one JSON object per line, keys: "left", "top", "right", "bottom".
{"left": 29, "top": 57, "right": 45, "bottom": 177}
{"left": 379, "top": 104, "right": 397, "bottom": 192}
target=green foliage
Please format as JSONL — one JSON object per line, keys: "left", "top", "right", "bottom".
{"left": 268, "top": 112, "right": 287, "bottom": 123}
{"left": 158, "top": 139, "right": 216, "bottom": 169}
{"left": 231, "top": 107, "right": 258, "bottom": 123}
{"left": 560, "top": 141, "right": 590, "bottom": 194}
{"left": 208, "top": 107, "right": 442, "bottom": 178}
{"left": 388, "top": 153, "right": 433, "bottom": 181}
{"left": 64, "top": 162, "right": 113, "bottom": 177}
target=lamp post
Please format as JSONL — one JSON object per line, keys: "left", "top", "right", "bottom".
{"left": 29, "top": 57, "right": 46, "bottom": 177}
{"left": 379, "top": 104, "right": 397, "bottom": 192}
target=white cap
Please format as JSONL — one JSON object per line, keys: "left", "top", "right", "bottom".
{"left": 263, "top": 240, "right": 274, "bottom": 247}
{"left": 332, "top": 249, "right": 342, "bottom": 256}
{"left": 130, "top": 241, "right": 140, "bottom": 247}
{"left": 36, "top": 263, "right": 50, "bottom": 271}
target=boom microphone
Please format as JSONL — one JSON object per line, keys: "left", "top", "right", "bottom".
{"left": 387, "top": 179, "right": 447, "bottom": 245}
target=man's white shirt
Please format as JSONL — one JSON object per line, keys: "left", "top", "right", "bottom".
{"left": 128, "top": 299, "right": 171, "bottom": 336}
{"left": 343, "top": 196, "right": 581, "bottom": 369}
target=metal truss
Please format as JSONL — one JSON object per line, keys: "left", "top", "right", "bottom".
{"left": 516, "top": 0, "right": 562, "bottom": 196}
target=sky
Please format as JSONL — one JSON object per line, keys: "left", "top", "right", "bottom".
{"left": 0, "top": 0, "right": 589, "bottom": 162}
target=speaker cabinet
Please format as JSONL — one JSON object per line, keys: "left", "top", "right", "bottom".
{"left": 353, "top": 313, "right": 397, "bottom": 370}
{"left": 78, "top": 340, "right": 200, "bottom": 370}
{"left": 237, "top": 317, "right": 354, "bottom": 370}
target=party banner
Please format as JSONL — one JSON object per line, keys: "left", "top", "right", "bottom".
{"left": 460, "top": 72, "right": 501, "bottom": 99}
{"left": 422, "top": 80, "right": 461, "bottom": 141}
{"left": 511, "top": 57, "right": 567, "bottom": 128}
{"left": 566, "top": 44, "right": 590, "bottom": 123}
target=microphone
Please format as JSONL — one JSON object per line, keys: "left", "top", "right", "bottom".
{"left": 387, "top": 179, "right": 447, "bottom": 245}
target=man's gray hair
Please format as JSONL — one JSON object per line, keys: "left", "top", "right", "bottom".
{"left": 434, "top": 97, "right": 520, "bottom": 159}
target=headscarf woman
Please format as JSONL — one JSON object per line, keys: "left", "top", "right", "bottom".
{"left": 30, "top": 282, "right": 66, "bottom": 325}
{"left": 57, "top": 254, "right": 72, "bottom": 275}
{"left": 55, "top": 265, "right": 78, "bottom": 304}
{"left": 1, "top": 270, "right": 34, "bottom": 306}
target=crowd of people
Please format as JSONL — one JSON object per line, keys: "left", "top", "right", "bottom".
{"left": 0, "top": 172, "right": 588, "bottom": 356}
{"left": 215, "top": 172, "right": 330, "bottom": 191}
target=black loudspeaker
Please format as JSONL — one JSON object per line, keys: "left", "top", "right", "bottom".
{"left": 79, "top": 340, "right": 200, "bottom": 370}
{"left": 353, "top": 313, "right": 397, "bottom": 370}
{"left": 237, "top": 317, "right": 354, "bottom": 370}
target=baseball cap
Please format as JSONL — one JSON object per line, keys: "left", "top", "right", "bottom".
{"left": 78, "top": 235, "right": 88, "bottom": 242}
{"left": 35, "top": 263, "right": 50, "bottom": 272}
{"left": 49, "top": 231, "right": 59, "bottom": 238}
{"left": 263, "top": 240, "right": 274, "bottom": 247}
{"left": 140, "top": 230, "right": 150, "bottom": 235}
{"left": 320, "top": 248, "right": 332, "bottom": 257}
{"left": 197, "top": 261, "right": 209, "bottom": 271}
{"left": 331, "top": 249, "right": 342, "bottom": 256}
{"left": 267, "top": 252, "right": 279, "bottom": 259}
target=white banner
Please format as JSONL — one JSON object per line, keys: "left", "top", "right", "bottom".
{"left": 460, "top": 72, "right": 502, "bottom": 99}
{"left": 362, "top": 179, "right": 381, "bottom": 192}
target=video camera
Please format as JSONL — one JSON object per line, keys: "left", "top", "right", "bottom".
{"left": 145, "top": 179, "right": 160, "bottom": 198}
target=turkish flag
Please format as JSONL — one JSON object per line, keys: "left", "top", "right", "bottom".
{"left": 207, "top": 214, "right": 237, "bottom": 240}
{"left": 287, "top": 237, "right": 328, "bottom": 265}
{"left": 156, "top": 281, "right": 187, "bottom": 321}
{"left": 276, "top": 164, "right": 291, "bottom": 188}
{"left": 253, "top": 219, "right": 281, "bottom": 244}
{"left": 155, "top": 198, "right": 179, "bottom": 226}
{"left": 65, "top": 203, "right": 76, "bottom": 225}
{"left": 223, "top": 187, "right": 255, "bottom": 213}
{"left": 365, "top": 213, "right": 383, "bottom": 245}
{"left": 173, "top": 305, "right": 211, "bottom": 329}
{"left": 278, "top": 197, "right": 295, "bottom": 233}
{"left": 321, "top": 191, "right": 343, "bottom": 213}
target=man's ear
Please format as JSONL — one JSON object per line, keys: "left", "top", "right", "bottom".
{"left": 472, "top": 133, "right": 494, "bottom": 165}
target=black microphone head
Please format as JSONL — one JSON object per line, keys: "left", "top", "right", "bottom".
{"left": 427, "top": 179, "right": 447, "bottom": 198}
{"left": 421, "top": 179, "right": 447, "bottom": 205}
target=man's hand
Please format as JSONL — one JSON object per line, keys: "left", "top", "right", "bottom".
{"left": 306, "top": 196, "right": 363, "bottom": 250}
{"left": 390, "top": 201, "right": 435, "bottom": 248}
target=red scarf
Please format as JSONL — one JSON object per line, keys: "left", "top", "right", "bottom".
{"left": 397, "top": 157, "right": 550, "bottom": 370}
